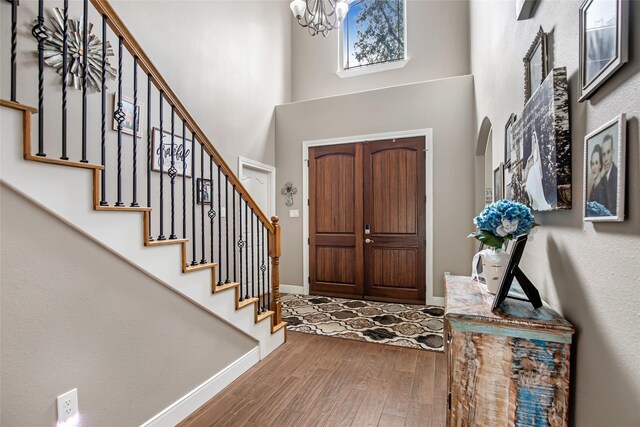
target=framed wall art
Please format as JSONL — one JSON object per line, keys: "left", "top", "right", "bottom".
{"left": 112, "top": 94, "right": 141, "bottom": 137}
{"left": 579, "top": 0, "right": 629, "bottom": 101}
{"left": 197, "top": 178, "right": 212, "bottom": 205}
{"left": 583, "top": 114, "right": 626, "bottom": 222}
{"left": 511, "top": 67, "right": 571, "bottom": 211}
{"left": 493, "top": 163, "right": 504, "bottom": 202}
{"left": 505, "top": 114, "right": 517, "bottom": 167}
{"left": 523, "top": 26, "right": 548, "bottom": 103}
{"left": 152, "top": 128, "right": 193, "bottom": 177}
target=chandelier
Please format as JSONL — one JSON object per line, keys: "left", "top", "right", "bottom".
{"left": 290, "top": 0, "right": 349, "bottom": 37}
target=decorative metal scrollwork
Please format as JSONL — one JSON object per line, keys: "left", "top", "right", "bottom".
{"left": 281, "top": 181, "right": 297, "bottom": 207}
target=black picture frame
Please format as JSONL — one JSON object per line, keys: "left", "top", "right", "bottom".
{"left": 491, "top": 234, "right": 542, "bottom": 312}
{"left": 523, "top": 26, "right": 548, "bottom": 103}
{"left": 197, "top": 178, "right": 212, "bottom": 205}
{"left": 505, "top": 114, "right": 516, "bottom": 168}
{"left": 493, "top": 163, "right": 504, "bottom": 201}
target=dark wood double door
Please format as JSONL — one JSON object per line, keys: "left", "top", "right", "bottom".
{"left": 309, "top": 137, "right": 426, "bottom": 304}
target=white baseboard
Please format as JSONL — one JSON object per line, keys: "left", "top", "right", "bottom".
{"left": 140, "top": 346, "right": 260, "bottom": 427}
{"left": 426, "top": 296, "right": 445, "bottom": 307}
{"left": 280, "top": 284, "right": 305, "bottom": 295}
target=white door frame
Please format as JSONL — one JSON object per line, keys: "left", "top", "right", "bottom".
{"left": 237, "top": 157, "right": 276, "bottom": 219}
{"left": 302, "top": 129, "right": 440, "bottom": 306}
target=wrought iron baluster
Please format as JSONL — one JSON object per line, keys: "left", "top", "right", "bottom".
{"left": 131, "top": 56, "right": 139, "bottom": 207}
{"left": 261, "top": 224, "right": 267, "bottom": 312}
{"left": 168, "top": 107, "right": 177, "bottom": 239}
{"left": 225, "top": 175, "right": 230, "bottom": 283}
{"left": 200, "top": 144, "right": 206, "bottom": 264}
{"left": 157, "top": 91, "right": 166, "bottom": 240}
{"left": 251, "top": 208, "right": 255, "bottom": 298}
{"left": 113, "top": 37, "right": 125, "bottom": 206}
{"left": 245, "top": 201, "right": 249, "bottom": 299}
{"left": 238, "top": 194, "right": 244, "bottom": 300}
{"left": 99, "top": 14, "right": 107, "bottom": 205}
{"left": 146, "top": 74, "right": 153, "bottom": 241}
{"left": 267, "top": 231, "right": 271, "bottom": 310}
{"left": 191, "top": 132, "right": 197, "bottom": 265}
{"left": 32, "top": 0, "right": 46, "bottom": 157}
{"left": 182, "top": 120, "right": 187, "bottom": 239}
{"left": 232, "top": 186, "right": 237, "bottom": 283}
{"left": 80, "top": 0, "right": 89, "bottom": 163}
{"left": 60, "top": 0, "right": 69, "bottom": 160}
{"left": 9, "top": 0, "right": 18, "bottom": 101}
{"left": 210, "top": 156, "right": 215, "bottom": 269}
{"left": 218, "top": 166, "right": 223, "bottom": 285}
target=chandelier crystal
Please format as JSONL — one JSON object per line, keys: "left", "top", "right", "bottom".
{"left": 290, "top": 0, "right": 349, "bottom": 37}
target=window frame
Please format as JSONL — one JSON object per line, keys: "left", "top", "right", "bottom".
{"left": 337, "top": 0, "right": 409, "bottom": 78}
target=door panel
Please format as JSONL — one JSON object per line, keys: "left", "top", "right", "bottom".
{"left": 364, "top": 137, "right": 426, "bottom": 304}
{"left": 309, "top": 144, "right": 364, "bottom": 298}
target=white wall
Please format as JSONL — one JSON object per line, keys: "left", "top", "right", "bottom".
{"left": 275, "top": 76, "right": 476, "bottom": 299}
{"left": 0, "top": 185, "right": 256, "bottom": 426}
{"left": 291, "top": 0, "right": 470, "bottom": 101}
{"left": 470, "top": 1, "right": 640, "bottom": 425}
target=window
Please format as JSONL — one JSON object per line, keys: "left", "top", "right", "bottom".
{"left": 341, "top": 0, "right": 406, "bottom": 72}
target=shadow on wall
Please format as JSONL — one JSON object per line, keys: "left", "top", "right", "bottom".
{"left": 547, "top": 237, "right": 640, "bottom": 426}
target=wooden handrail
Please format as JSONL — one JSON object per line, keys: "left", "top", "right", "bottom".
{"left": 90, "top": 0, "right": 274, "bottom": 233}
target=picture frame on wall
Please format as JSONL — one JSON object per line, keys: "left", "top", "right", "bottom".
{"left": 112, "top": 94, "right": 142, "bottom": 137}
{"left": 493, "top": 163, "right": 504, "bottom": 202}
{"left": 583, "top": 114, "right": 626, "bottom": 222}
{"left": 505, "top": 114, "right": 517, "bottom": 167}
{"left": 579, "top": 0, "right": 629, "bottom": 101}
{"left": 523, "top": 26, "right": 548, "bottom": 103}
{"left": 151, "top": 128, "right": 193, "bottom": 178}
{"left": 197, "top": 178, "right": 212, "bottom": 205}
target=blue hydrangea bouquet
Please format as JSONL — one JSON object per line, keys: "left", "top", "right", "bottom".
{"left": 469, "top": 200, "right": 538, "bottom": 249}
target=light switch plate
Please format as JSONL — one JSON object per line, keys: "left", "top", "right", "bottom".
{"left": 289, "top": 209, "right": 299, "bottom": 218}
{"left": 57, "top": 388, "right": 78, "bottom": 425}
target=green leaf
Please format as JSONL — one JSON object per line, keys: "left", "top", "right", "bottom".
{"left": 474, "top": 230, "right": 504, "bottom": 249}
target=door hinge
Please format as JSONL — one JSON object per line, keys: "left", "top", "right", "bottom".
{"left": 447, "top": 392, "right": 451, "bottom": 410}
{"left": 307, "top": 237, "right": 310, "bottom": 244}
{"left": 307, "top": 199, "right": 310, "bottom": 206}
{"left": 308, "top": 276, "right": 310, "bottom": 284}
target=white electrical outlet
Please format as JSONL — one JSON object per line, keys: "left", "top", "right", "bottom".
{"left": 289, "top": 209, "right": 299, "bottom": 218}
{"left": 57, "top": 388, "right": 78, "bottom": 425}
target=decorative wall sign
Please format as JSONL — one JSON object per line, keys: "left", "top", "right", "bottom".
{"left": 583, "top": 114, "right": 626, "bottom": 221}
{"left": 151, "top": 128, "right": 192, "bottom": 178}
{"left": 504, "top": 114, "right": 516, "bottom": 167}
{"left": 579, "top": 0, "right": 629, "bottom": 101}
{"left": 523, "top": 26, "right": 548, "bottom": 103}
{"left": 281, "top": 181, "right": 297, "bottom": 207}
{"left": 38, "top": 7, "right": 116, "bottom": 91}
{"left": 112, "top": 94, "right": 141, "bottom": 137}
{"left": 197, "top": 178, "right": 212, "bottom": 205}
{"left": 511, "top": 67, "right": 571, "bottom": 211}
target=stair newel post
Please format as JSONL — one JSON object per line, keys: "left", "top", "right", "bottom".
{"left": 269, "top": 216, "right": 282, "bottom": 326}
{"left": 60, "top": 0, "right": 69, "bottom": 160}
{"left": 80, "top": 0, "right": 89, "bottom": 163}
{"left": 32, "top": 0, "right": 46, "bottom": 157}
{"left": 130, "top": 56, "right": 139, "bottom": 207}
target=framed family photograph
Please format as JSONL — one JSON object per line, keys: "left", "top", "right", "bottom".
{"left": 493, "top": 163, "right": 504, "bottom": 202}
{"left": 112, "top": 94, "right": 141, "bottom": 137}
{"left": 197, "top": 178, "right": 212, "bottom": 205}
{"left": 579, "top": 0, "right": 629, "bottom": 101}
{"left": 505, "top": 114, "right": 517, "bottom": 167}
{"left": 583, "top": 114, "right": 626, "bottom": 222}
{"left": 152, "top": 128, "right": 193, "bottom": 177}
{"left": 523, "top": 26, "right": 548, "bottom": 103}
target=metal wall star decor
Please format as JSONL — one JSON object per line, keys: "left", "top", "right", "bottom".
{"left": 281, "top": 181, "right": 297, "bottom": 207}
{"left": 35, "top": 7, "right": 116, "bottom": 91}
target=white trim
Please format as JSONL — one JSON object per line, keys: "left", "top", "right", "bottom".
{"left": 237, "top": 157, "right": 276, "bottom": 219}
{"left": 336, "top": 59, "right": 409, "bottom": 78}
{"left": 302, "top": 129, "right": 439, "bottom": 306}
{"left": 280, "top": 284, "right": 305, "bottom": 295}
{"left": 337, "top": 0, "right": 408, "bottom": 77}
{"left": 140, "top": 347, "right": 260, "bottom": 427}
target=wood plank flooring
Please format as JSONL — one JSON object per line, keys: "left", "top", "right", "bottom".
{"left": 179, "top": 332, "right": 447, "bottom": 427}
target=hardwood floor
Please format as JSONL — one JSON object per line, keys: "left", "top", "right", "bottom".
{"left": 179, "top": 332, "right": 447, "bottom": 427}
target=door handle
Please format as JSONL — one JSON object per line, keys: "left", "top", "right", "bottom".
{"left": 365, "top": 238, "right": 374, "bottom": 244}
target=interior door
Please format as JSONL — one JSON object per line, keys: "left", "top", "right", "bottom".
{"left": 363, "top": 137, "right": 426, "bottom": 304}
{"left": 309, "top": 144, "right": 364, "bottom": 299}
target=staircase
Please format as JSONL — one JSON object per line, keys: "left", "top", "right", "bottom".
{"left": 0, "top": 0, "right": 285, "bottom": 394}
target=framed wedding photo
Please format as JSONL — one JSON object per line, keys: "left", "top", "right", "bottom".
{"left": 579, "top": 0, "right": 629, "bottom": 101}
{"left": 493, "top": 163, "right": 504, "bottom": 202}
{"left": 583, "top": 114, "right": 626, "bottom": 222}
{"left": 505, "top": 114, "right": 516, "bottom": 167}
{"left": 523, "top": 26, "right": 548, "bottom": 103}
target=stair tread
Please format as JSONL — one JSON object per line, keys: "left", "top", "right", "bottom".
{"left": 256, "top": 310, "right": 274, "bottom": 323}
{"left": 95, "top": 205, "right": 151, "bottom": 212}
{"left": 145, "top": 238, "right": 189, "bottom": 247}
{"left": 25, "top": 154, "right": 104, "bottom": 170}
{"left": 212, "top": 281, "right": 239, "bottom": 293}
{"left": 237, "top": 297, "right": 259, "bottom": 309}
{"left": 272, "top": 321, "right": 287, "bottom": 334}
{"left": 0, "top": 99, "right": 37, "bottom": 113}
{"left": 184, "top": 262, "right": 217, "bottom": 272}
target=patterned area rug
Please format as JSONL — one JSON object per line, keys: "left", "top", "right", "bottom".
{"left": 281, "top": 294, "right": 444, "bottom": 352}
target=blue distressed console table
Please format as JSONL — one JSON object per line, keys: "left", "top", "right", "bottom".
{"left": 444, "top": 275, "right": 574, "bottom": 426}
